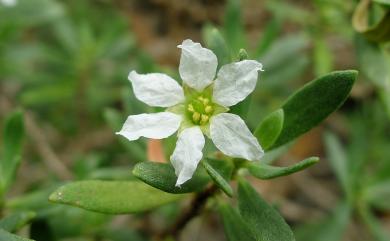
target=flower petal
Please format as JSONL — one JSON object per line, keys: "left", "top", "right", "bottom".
{"left": 170, "top": 126, "right": 205, "bottom": 186}
{"left": 128, "top": 71, "right": 185, "bottom": 107}
{"left": 178, "top": 39, "right": 218, "bottom": 91}
{"left": 210, "top": 113, "right": 264, "bottom": 161}
{"left": 213, "top": 60, "right": 263, "bottom": 107}
{"left": 116, "top": 112, "right": 181, "bottom": 141}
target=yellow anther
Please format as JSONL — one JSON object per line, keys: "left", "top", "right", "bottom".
{"left": 187, "top": 104, "right": 194, "bottom": 112}
{"left": 197, "top": 96, "right": 204, "bottom": 101}
{"left": 202, "top": 98, "right": 210, "bottom": 105}
{"left": 205, "top": 105, "right": 213, "bottom": 114}
{"left": 200, "top": 114, "right": 209, "bottom": 125}
{"left": 192, "top": 112, "right": 201, "bottom": 122}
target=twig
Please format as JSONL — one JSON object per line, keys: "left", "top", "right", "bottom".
{"left": 155, "top": 185, "right": 218, "bottom": 241}
{"left": 25, "top": 112, "right": 73, "bottom": 180}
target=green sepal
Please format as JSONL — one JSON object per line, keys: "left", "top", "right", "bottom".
{"left": 132, "top": 162, "right": 210, "bottom": 194}
{"left": 248, "top": 157, "right": 319, "bottom": 180}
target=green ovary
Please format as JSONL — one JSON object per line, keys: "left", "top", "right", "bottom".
{"left": 186, "top": 95, "right": 214, "bottom": 125}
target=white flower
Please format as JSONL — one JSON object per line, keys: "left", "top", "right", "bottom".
{"left": 0, "top": 0, "right": 17, "bottom": 7}
{"left": 117, "top": 39, "right": 264, "bottom": 186}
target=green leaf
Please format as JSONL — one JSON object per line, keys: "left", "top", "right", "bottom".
{"left": 373, "top": 0, "right": 390, "bottom": 5}
{"left": 0, "top": 111, "right": 25, "bottom": 193}
{"left": 238, "top": 179, "right": 295, "bottom": 241}
{"left": 49, "top": 180, "right": 183, "bottom": 214}
{"left": 254, "top": 109, "right": 284, "bottom": 150}
{"left": 248, "top": 157, "right": 319, "bottom": 180}
{"left": 133, "top": 162, "right": 210, "bottom": 194}
{"left": 255, "top": 18, "right": 282, "bottom": 57}
{"left": 324, "top": 132, "right": 351, "bottom": 197}
{"left": 365, "top": 180, "right": 390, "bottom": 211}
{"left": 223, "top": 0, "right": 246, "bottom": 53}
{"left": 294, "top": 202, "right": 351, "bottom": 241}
{"left": 269, "top": 70, "right": 357, "bottom": 149}
{"left": 313, "top": 38, "right": 333, "bottom": 76}
{"left": 0, "top": 229, "right": 34, "bottom": 241}
{"left": 202, "top": 25, "right": 231, "bottom": 69}
{"left": 202, "top": 159, "right": 233, "bottom": 197}
{"left": 218, "top": 203, "right": 256, "bottom": 241}
{"left": 0, "top": 212, "right": 35, "bottom": 232}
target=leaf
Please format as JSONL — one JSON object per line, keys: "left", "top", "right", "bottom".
{"left": 238, "top": 179, "right": 295, "bottom": 241}
{"left": 269, "top": 70, "right": 357, "bottom": 149}
{"left": 313, "top": 38, "right": 333, "bottom": 76}
{"left": 49, "top": 180, "right": 184, "bottom": 214}
{"left": 248, "top": 157, "right": 319, "bottom": 180}
{"left": 133, "top": 162, "right": 210, "bottom": 194}
{"left": 254, "top": 109, "right": 284, "bottom": 150}
{"left": 202, "top": 159, "right": 233, "bottom": 197}
{"left": 294, "top": 202, "right": 351, "bottom": 241}
{"left": 0, "top": 111, "right": 24, "bottom": 193}
{"left": 324, "top": 132, "right": 351, "bottom": 197}
{"left": 0, "top": 229, "right": 34, "bottom": 241}
{"left": 202, "top": 25, "right": 231, "bottom": 69}
{"left": 373, "top": 0, "right": 390, "bottom": 5}
{"left": 365, "top": 180, "right": 390, "bottom": 211}
{"left": 0, "top": 212, "right": 35, "bottom": 232}
{"left": 223, "top": 0, "right": 246, "bottom": 53}
{"left": 255, "top": 18, "right": 282, "bottom": 57}
{"left": 218, "top": 203, "right": 256, "bottom": 241}
{"left": 352, "top": 0, "right": 390, "bottom": 42}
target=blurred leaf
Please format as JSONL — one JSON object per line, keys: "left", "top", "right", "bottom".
{"left": 324, "top": 132, "right": 351, "bottom": 197}
{"left": 255, "top": 18, "right": 282, "bottom": 58}
{"left": 365, "top": 180, "right": 390, "bottom": 211}
{"left": 359, "top": 206, "right": 390, "bottom": 241}
{"left": 238, "top": 179, "right": 295, "bottom": 241}
{"left": 248, "top": 157, "right": 319, "bottom": 180}
{"left": 313, "top": 38, "right": 333, "bottom": 76}
{"left": 133, "top": 162, "right": 209, "bottom": 194}
{"left": 202, "top": 159, "right": 233, "bottom": 197}
{"left": 202, "top": 25, "right": 231, "bottom": 69}
{"left": 0, "top": 229, "right": 34, "bottom": 241}
{"left": 294, "top": 202, "right": 351, "bottom": 241}
{"left": 373, "top": 0, "right": 390, "bottom": 5}
{"left": 49, "top": 180, "right": 183, "bottom": 214}
{"left": 353, "top": 0, "right": 390, "bottom": 42}
{"left": 0, "top": 212, "right": 35, "bottom": 233}
{"left": 218, "top": 203, "right": 255, "bottom": 241}
{"left": 0, "top": 110, "right": 24, "bottom": 193}
{"left": 254, "top": 109, "right": 284, "bottom": 150}
{"left": 223, "top": 0, "right": 246, "bottom": 53}
{"left": 270, "top": 70, "right": 357, "bottom": 149}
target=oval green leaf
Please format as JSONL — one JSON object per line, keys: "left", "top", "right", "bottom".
{"left": 132, "top": 162, "right": 210, "bottom": 194}
{"left": 267, "top": 70, "right": 357, "bottom": 149}
{"left": 248, "top": 157, "right": 319, "bottom": 180}
{"left": 0, "top": 229, "right": 34, "bottom": 241}
{"left": 202, "top": 159, "right": 233, "bottom": 197}
{"left": 218, "top": 203, "right": 256, "bottom": 241}
{"left": 49, "top": 180, "right": 184, "bottom": 214}
{"left": 254, "top": 109, "right": 284, "bottom": 150}
{"left": 0, "top": 212, "right": 35, "bottom": 232}
{"left": 238, "top": 179, "right": 295, "bottom": 241}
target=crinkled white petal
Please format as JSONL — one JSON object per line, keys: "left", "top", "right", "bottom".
{"left": 178, "top": 39, "right": 218, "bottom": 91}
{"left": 170, "top": 126, "right": 205, "bottom": 186}
{"left": 213, "top": 60, "right": 263, "bottom": 107}
{"left": 116, "top": 112, "right": 181, "bottom": 141}
{"left": 210, "top": 113, "right": 264, "bottom": 161}
{"left": 128, "top": 71, "right": 185, "bottom": 107}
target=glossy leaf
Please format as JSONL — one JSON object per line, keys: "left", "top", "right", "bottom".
{"left": 248, "top": 157, "right": 319, "bottom": 180}
{"left": 49, "top": 180, "right": 183, "bottom": 214}
{"left": 0, "top": 229, "right": 34, "bottom": 241}
{"left": 218, "top": 203, "right": 255, "bottom": 241}
{"left": 268, "top": 70, "right": 357, "bottom": 149}
{"left": 202, "top": 159, "right": 233, "bottom": 197}
{"left": 254, "top": 109, "right": 284, "bottom": 150}
{"left": 0, "top": 111, "right": 25, "bottom": 193}
{"left": 132, "top": 162, "right": 209, "bottom": 194}
{"left": 238, "top": 179, "right": 295, "bottom": 241}
{"left": 0, "top": 212, "right": 35, "bottom": 232}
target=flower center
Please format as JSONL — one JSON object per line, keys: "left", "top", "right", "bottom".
{"left": 187, "top": 95, "right": 214, "bottom": 125}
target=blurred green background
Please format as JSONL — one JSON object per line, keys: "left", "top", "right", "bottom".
{"left": 0, "top": 0, "right": 389, "bottom": 240}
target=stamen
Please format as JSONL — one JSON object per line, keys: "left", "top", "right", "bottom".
{"left": 202, "top": 98, "right": 210, "bottom": 105}
{"left": 200, "top": 114, "right": 209, "bottom": 125}
{"left": 205, "top": 105, "right": 213, "bottom": 114}
{"left": 187, "top": 104, "right": 194, "bottom": 112}
{"left": 192, "top": 112, "right": 201, "bottom": 122}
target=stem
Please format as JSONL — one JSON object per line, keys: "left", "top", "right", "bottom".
{"left": 155, "top": 185, "right": 217, "bottom": 241}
